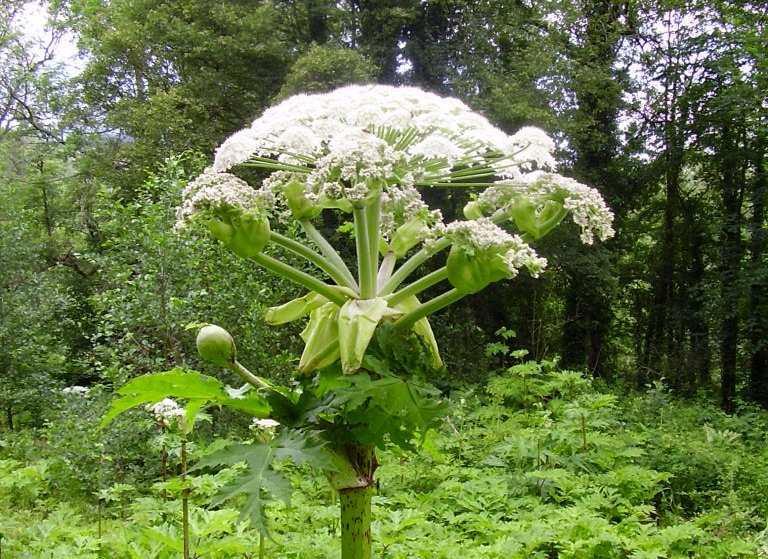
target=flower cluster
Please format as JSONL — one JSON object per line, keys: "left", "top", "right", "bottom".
{"left": 146, "top": 398, "right": 185, "bottom": 426}
{"left": 473, "top": 171, "right": 615, "bottom": 244}
{"left": 380, "top": 185, "right": 443, "bottom": 241}
{"left": 175, "top": 168, "right": 273, "bottom": 229}
{"left": 211, "top": 85, "right": 560, "bottom": 209}
{"left": 62, "top": 385, "right": 90, "bottom": 397}
{"left": 250, "top": 418, "right": 280, "bottom": 431}
{"left": 445, "top": 218, "right": 547, "bottom": 277}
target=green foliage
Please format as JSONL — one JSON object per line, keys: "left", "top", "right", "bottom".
{"left": 277, "top": 44, "right": 377, "bottom": 99}
{"left": 4, "top": 365, "right": 763, "bottom": 557}
{"left": 102, "top": 368, "right": 270, "bottom": 430}
{"left": 194, "top": 431, "right": 334, "bottom": 534}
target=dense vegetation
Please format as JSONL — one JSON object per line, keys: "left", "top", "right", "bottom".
{"left": 2, "top": 0, "right": 768, "bottom": 557}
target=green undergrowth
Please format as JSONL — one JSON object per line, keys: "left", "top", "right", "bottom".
{"left": 1, "top": 362, "right": 767, "bottom": 558}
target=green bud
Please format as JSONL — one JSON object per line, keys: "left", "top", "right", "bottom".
{"left": 463, "top": 200, "right": 485, "bottom": 220}
{"left": 196, "top": 324, "right": 236, "bottom": 366}
{"left": 446, "top": 246, "right": 510, "bottom": 294}
{"left": 207, "top": 208, "right": 270, "bottom": 259}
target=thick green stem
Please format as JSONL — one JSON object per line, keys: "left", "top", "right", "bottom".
{"left": 388, "top": 267, "right": 448, "bottom": 306}
{"left": 365, "top": 198, "right": 381, "bottom": 295}
{"left": 270, "top": 231, "right": 356, "bottom": 291}
{"left": 251, "top": 253, "right": 348, "bottom": 306}
{"left": 228, "top": 360, "right": 274, "bottom": 391}
{"left": 353, "top": 207, "right": 375, "bottom": 298}
{"left": 381, "top": 238, "right": 451, "bottom": 295}
{"left": 340, "top": 487, "right": 372, "bottom": 559}
{"left": 336, "top": 444, "right": 376, "bottom": 559}
{"left": 181, "top": 436, "right": 190, "bottom": 559}
{"left": 394, "top": 288, "right": 465, "bottom": 330}
{"left": 300, "top": 221, "right": 359, "bottom": 290}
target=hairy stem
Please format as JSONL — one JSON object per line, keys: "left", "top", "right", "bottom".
{"left": 340, "top": 487, "right": 372, "bottom": 559}
{"left": 300, "top": 221, "right": 359, "bottom": 290}
{"left": 394, "top": 288, "right": 465, "bottom": 330}
{"left": 337, "top": 444, "right": 376, "bottom": 559}
{"left": 251, "top": 253, "right": 348, "bottom": 305}
{"left": 270, "top": 231, "right": 356, "bottom": 291}
{"left": 388, "top": 267, "right": 448, "bottom": 306}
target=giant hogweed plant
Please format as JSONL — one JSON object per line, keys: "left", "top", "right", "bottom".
{"left": 102, "top": 85, "right": 613, "bottom": 558}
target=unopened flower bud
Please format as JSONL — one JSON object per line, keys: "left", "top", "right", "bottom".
{"left": 207, "top": 209, "right": 270, "bottom": 259}
{"left": 196, "top": 324, "right": 237, "bottom": 366}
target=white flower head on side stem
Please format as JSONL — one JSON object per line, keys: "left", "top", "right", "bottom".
{"left": 250, "top": 418, "right": 280, "bottom": 431}
{"left": 62, "top": 385, "right": 90, "bottom": 397}
{"left": 175, "top": 168, "right": 274, "bottom": 229}
{"left": 147, "top": 398, "right": 185, "bottom": 427}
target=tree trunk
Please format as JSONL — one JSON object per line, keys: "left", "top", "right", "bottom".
{"left": 685, "top": 222, "right": 710, "bottom": 390}
{"left": 748, "top": 143, "right": 768, "bottom": 406}
{"left": 719, "top": 125, "right": 743, "bottom": 413}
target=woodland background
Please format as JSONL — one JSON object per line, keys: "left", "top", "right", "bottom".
{"left": 3, "top": 2, "right": 768, "bottom": 557}
{"left": 3, "top": 0, "right": 767, "bottom": 420}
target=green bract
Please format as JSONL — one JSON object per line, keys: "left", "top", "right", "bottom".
{"left": 392, "top": 296, "right": 443, "bottom": 370}
{"left": 299, "top": 302, "right": 341, "bottom": 373}
{"left": 509, "top": 199, "right": 568, "bottom": 240}
{"left": 389, "top": 218, "right": 429, "bottom": 258}
{"left": 196, "top": 324, "right": 237, "bottom": 366}
{"left": 264, "top": 292, "right": 328, "bottom": 325}
{"left": 338, "top": 298, "right": 399, "bottom": 374}
{"left": 446, "top": 246, "right": 510, "bottom": 294}
{"left": 207, "top": 208, "right": 270, "bottom": 259}
{"left": 284, "top": 180, "right": 322, "bottom": 220}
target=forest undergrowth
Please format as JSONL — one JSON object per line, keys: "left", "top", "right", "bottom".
{"left": 1, "top": 361, "right": 767, "bottom": 558}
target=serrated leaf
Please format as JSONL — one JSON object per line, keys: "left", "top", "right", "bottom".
{"left": 192, "top": 430, "right": 334, "bottom": 535}
{"left": 102, "top": 368, "right": 271, "bottom": 431}
{"left": 334, "top": 373, "right": 447, "bottom": 436}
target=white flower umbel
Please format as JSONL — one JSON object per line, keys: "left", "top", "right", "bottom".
{"left": 147, "top": 398, "right": 185, "bottom": 426}
{"left": 475, "top": 171, "right": 615, "bottom": 244}
{"left": 210, "top": 85, "right": 562, "bottom": 207}
{"left": 250, "top": 418, "right": 280, "bottom": 430}
{"left": 445, "top": 218, "right": 547, "bottom": 277}
{"left": 62, "top": 385, "right": 90, "bottom": 396}
{"left": 175, "top": 168, "right": 273, "bottom": 228}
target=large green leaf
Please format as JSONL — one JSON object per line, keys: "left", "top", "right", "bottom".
{"left": 101, "top": 368, "right": 271, "bottom": 431}
{"left": 193, "top": 430, "right": 336, "bottom": 534}
{"left": 331, "top": 371, "right": 447, "bottom": 447}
